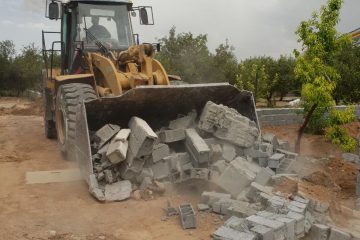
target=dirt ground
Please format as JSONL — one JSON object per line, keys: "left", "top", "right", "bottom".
{"left": 0, "top": 97, "right": 359, "bottom": 239}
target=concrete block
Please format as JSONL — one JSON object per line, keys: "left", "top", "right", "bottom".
{"left": 246, "top": 215, "right": 286, "bottom": 240}
{"left": 244, "top": 148, "right": 270, "bottom": 159}
{"left": 258, "top": 157, "right": 269, "bottom": 167}
{"left": 136, "top": 167, "right": 154, "bottom": 183}
{"left": 222, "top": 143, "right": 237, "bottom": 161}
{"left": 342, "top": 152, "right": 359, "bottom": 163}
{"left": 210, "top": 144, "right": 223, "bottom": 162}
{"left": 152, "top": 158, "right": 171, "bottom": 180}
{"left": 213, "top": 226, "right": 256, "bottom": 240}
{"left": 106, "top": 140, "right": 128, "bottom": 164}
{"left": 311, "top": 200, "right": 330, "bottom": 213}
{"left": 201, "top": 191, "right": 231, "bottom": 205}
{"left": 104, "top": 169, "right": 116, "bottom": 184}
{"left": 288, "top": 201, "right": 307, "bottom": 214}
{"left": 304, "top": 211, "right": 315, "bottom": 233}
{"left": 309, "top": 224, "right": 330, "bottom": 240}
{"left": 125, "top": 148, "right": 146, "bottom": 173}
{"left": 215, "top": 158, "right": 257, "bottom": 197}
{"left": 329, "top": 228, "right": 352, "bottom": 240}
{"left": 169, "top": 111, "right": 196, "bottom": 130}
{"left": 224, "top": 216, "right": 250, "bottom": 232}
{"left": 254, "top": 167, "right": 275, "bottom": 186}
{"left": 246, "top": 182, "right": 273, "bottom": 202}
{"left": 197, "top": 203, "right": 210, "bottom": 211}
{"left": 260, "top": 142, "right": 274, "bottom": 156}
{"left": 275, "top": 216, "right": 296, "bottom": 240}
{"left": 267, "top": 196, "right": 288, "bottom": 214}
{"left": 179, "top": 203, "right": 196, "bottom": 229}
{"left": 276, "top": 149, "right": 298, "bottom": 160}
{"left": 250, "top": 224, "right": 274, "bottom": 240}
{"left": 104, "top": 180, "right": 132, "bottom": 201}
{"left": 212, "top": 160, "right": 229, "bottom": 175}
{"left": 185, "top": 128, "right": 210, "bottom": 164}
{"left": 226, "top": 201, "right": 257, "bottom": 218}
{"left": 113, "top": 128, "right": 131, "bottom": 142}
{"left": 159, "top": 129, "right": 185, "bottom": 143}
{"left": 152, "top": 143, "right": 170, "bottom": 163}
{"left": 268, "top": 153, "right": 285, "bottom": 169}
{"left": 294, "top": 196, "right": 310, "bottom": 205}
{"left": 93, "top": 124, "right": 120, "bottom": 149}
{"left": 212, "top": 199, "right": 248, "bottom": 215}
{"left": 262, "top": 133, "right": 279, "bottom": 150}
{"left": 128, "top": 117, "right": 158, "bottom": 158}
{"left": 278, "top": 140, "right": 290, "bottom": 151}
{"left": 198, "top": 101, "right": 259, "bottom": 148}
{"left": 167, "top": 152, "right": 191, "bottom": 172}
{"left": 286, "top": 211, "right": 305, "bottom": 237}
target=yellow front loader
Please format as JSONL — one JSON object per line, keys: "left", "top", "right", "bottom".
{"left": 42, "top": 0, "right": 258, "bottom": 185}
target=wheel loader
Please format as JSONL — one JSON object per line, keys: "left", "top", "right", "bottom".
{"left": 42, "top": 0, "right": 259, "bottom": 186}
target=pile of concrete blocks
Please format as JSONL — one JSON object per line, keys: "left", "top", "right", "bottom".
{"left": 88, "top": 101, "right": 296, "bottom": 202}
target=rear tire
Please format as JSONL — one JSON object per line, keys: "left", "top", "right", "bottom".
{"left": 55, "top": 83, "right": 97, "bottom": 159}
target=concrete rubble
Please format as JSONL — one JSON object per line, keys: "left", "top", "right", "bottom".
{"left": 85, "top": 100, "right": 360, "bottom": 239}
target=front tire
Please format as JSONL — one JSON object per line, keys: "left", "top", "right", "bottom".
{"left": 55, "top": 83, "right": 97, "bottom": 159}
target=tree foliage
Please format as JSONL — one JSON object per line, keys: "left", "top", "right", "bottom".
{"left": 155, "top": 27, "right": 238, "bottom": 84}
{"left": 0, "top": 41, "right": 43, "bottom": 96}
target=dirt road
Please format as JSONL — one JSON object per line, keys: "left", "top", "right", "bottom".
{"left": 0, "top": 99, "right": 221, "bottom": 240}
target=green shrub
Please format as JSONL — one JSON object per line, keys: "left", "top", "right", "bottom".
{"left": 325, "top": 126, "right": 357, "bottom": 152}
{"left": 328, "top": 106, "right": 356, "bottom": 125}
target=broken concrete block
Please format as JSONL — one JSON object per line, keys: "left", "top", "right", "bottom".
{"left": 268, "top": 153, "right": 285, "bottom": 169}
{"left": 260, "top": 142, "right": 274, "bottom": 156}
{"left": 136, "top": 168, "right": 154, "bottom": 183}
{"left": 304, "top": 211, "right": 315, "bottom": 234}
{"left": 309, "top": 224, "right": 330, "bottom": 240}
{"left": 169, "top": 111, "right": 196, "bottom": 130}
{"left": 250, "top": 224, "right": 274, "bottom": 240}
{"left": 329, "top": 228, "right": 352, "bottom": 240}
{"left": 286, "top": 211, "right": 305, "bottom": 237}
{"left": 152, "top": 158, "right": 171, "bottom": 180}
{"left": 167, "top": 152, "right": 191, "bottom": 172}
{"left": 179, "top": 203, "right": 196, "bottom": 229}
{"left": 93, "top": 124, "right": 120, "bottom": 149}
{"left": 222, "top": 143, "right": 237, "bottom": 162}
{"left": 213, "top": 226, "right": 256, "bottom": 240}
{"left": 185, "top": 128, "right": 210, "bottom": 165}
{"left": 254, "top": 167, "right": 275, "bottom": 186}
{"left": 128, "top": 117, "right": 158, "bottom": 158}
{"left": 211, "top": 160, "right": 229, "bottom": 175}
{"left": 262, "top": 133, "right": 279, "bottom": 150}
{"left": 106, "top": 140, "right": 128, "bottom": 164}
{"left": 311, "top": 200, "right": 330, "bottom": 213}
{"left": 151, "top": 143, "right": 170, "bottom": 163}
{"left": 215, "top": 157, "right": 257, "bottom": 197}
{"left": 201, "top": 191, "right": 231, "bottom": 206}
{"left": 104, "top": 169, "right": 116, "bottom": 184}
{"left": 159, "top": 129, "right": 185, "bottom": 143}
{"left": 197, "top": 203, "right": 210, "bottom": 211}
{"left": 113, "top": 128, "right": 131, "bottom": 142}
{"left": 104, "top": 180, "right": 132, "bottom": 201}
{"left": 294, "top": 196, "right": 310, "bottom": 205}
{"left": 244, "top": 147, "right": 270, "bottom": 159}
{"left": 210, "top": 144, "right": 223, "bottom": 162}
{"left": 198, "top": 101, "right": 259, "bottom": 148}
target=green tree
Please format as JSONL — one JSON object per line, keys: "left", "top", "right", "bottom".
{"left": 294, "top": 0, "right": 352, "bottom": 152}
{"left": 275, "top": 55, "right": 297, "bottom": 100}
{"left": 213, "top": 40, "right": 238, "bottom": 84}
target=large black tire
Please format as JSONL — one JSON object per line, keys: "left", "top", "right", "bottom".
{"left": 55, "top": 83, "right": 97, "bottom": 159}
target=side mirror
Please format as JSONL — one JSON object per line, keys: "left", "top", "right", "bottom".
{"left": 139, "top": 8, "right": 149, "bottom": 25}
{"left": 133, "top": 6, "right": 154, "bottom": 25}
{"left": 49, "top": 1, "right": 60, "bottom": 20}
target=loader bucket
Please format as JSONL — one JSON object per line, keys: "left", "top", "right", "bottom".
{"left": 75, "top": 83, "right": 258, "bottom": 185}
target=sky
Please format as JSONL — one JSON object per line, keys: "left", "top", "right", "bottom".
{"left": 0, "top": 0, "right": 359, "bottom": 60}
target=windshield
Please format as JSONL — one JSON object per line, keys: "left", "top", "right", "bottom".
{"left": 76, "top": 3, "right": 134, "bottom": 51}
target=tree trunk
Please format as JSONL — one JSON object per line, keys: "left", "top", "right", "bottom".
{"left": 295, "top": 103, "right": 318, "bottom": 153}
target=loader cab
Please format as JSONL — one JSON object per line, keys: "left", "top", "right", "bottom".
{"left": 43, "top": 0, "right": 154, "bottom": 75}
